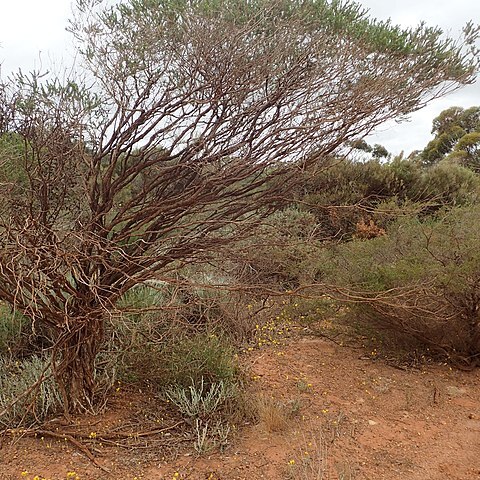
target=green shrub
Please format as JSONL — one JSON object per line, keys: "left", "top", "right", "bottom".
{"left": 298, "top": 159, "right": 399, "bottom": 239}
{"left": 324, "top": 207, "right": 480, "bottom": 367}
{"left": 409, "top": 160, "right": 480, "bottom": 207}
{"left": 105, "top": 281, "right": 249, "bottom": 386}
{"left": 292, "top": 157, "right": 480, "bottom": 240}
{"left": 0, "top": 304, "right": 29, "bottom": 355}
{"left": 99, "top": 284, "right": 171, "bottom": 383}
{"left": 160, "top": 332, "right": 239, "bottom": 389}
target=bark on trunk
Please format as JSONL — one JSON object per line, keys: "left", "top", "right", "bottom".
{"left": 54, "top": 317, "right": 103, "bottom": 413}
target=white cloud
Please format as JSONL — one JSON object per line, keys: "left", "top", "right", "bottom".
{"left": 1, "top": 0, "right": 478, "bottom": 155}
{"left": 0, "top": 0, "right": 72, "bottom": 75}
{"left": 359, "top": 0, "right": 480, "bottom": 155}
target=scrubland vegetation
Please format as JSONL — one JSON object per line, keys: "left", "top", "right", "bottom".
{"left": 2, "top": 107, "right": 480, "bottom": 461}
{"left": 0, "top": 0, "right": 479, "bottom": 476}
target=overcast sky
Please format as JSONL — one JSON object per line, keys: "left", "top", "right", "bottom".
{"left": 0, "top": 0, "right": 479, "bottom": 156}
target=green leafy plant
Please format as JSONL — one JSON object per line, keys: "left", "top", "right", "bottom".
{"left": 0, "top": 304, "right": 29, "bottom": 355}
{"left": 161, "top": 333, "right": 239, "bottom": 389}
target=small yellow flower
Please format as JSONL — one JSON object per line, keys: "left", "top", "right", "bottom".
{"left": 288, "top": 459, "right": 295, "bottom": 465}
{"left": 89, "top": 432, "right": 97, "bottom": 439}
{"left": 21, "top": 472, "right": 28, "bottom": 477}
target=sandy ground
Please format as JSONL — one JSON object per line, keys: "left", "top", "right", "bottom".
{"left": 2, "top": 334, "right": 480, "bottom": 479}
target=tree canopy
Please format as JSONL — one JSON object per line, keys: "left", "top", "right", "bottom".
{"left": 421, "top": 106, "right": 480, "bottom": 168}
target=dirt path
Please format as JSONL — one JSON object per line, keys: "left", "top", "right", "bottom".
{"left": 2, "top": 335, "right": 480, "bottom": 479}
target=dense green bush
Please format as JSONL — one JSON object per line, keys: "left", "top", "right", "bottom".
{"left": 323, "top": 207, "right": 480, "bottom": 366}
{"left": 293, "top": 157, "right": 480, "bottom": 239}
{"left": 158, "top": 332, "right": 239, "bottom": 389}
{"left": 297, "top": 159, "right": 398, "bottom": 238}
{"left": 406, "top": 160, "right": 480, "bottom": 207}
{"left": 103, "top": 283, "right": 242, "bottom": 390}
{"left": 0, "top": 304, "right": 29, "bottom": 355}
{"left": 0, "top": 304, "right": 48, "bottom": 360}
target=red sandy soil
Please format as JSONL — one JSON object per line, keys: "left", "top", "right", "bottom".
{"left": 1, "top": 334, "right": 480, "bottom": 480}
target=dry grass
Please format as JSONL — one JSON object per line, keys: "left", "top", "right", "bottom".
{"left": 254, "top": 394, "right": 292, "bottom": 433}
{"left": 284, "top": 430, "right": 329, "bottom": 480}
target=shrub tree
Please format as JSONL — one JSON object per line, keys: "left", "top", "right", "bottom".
{"left": 0, "top": 0, "right": 478, "bottom": 411}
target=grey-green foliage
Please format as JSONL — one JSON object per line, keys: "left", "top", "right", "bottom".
{"left": 406, "top": 159, "right": 480, "bottom": 206}
{"left": 115, "top": 284, "right": 167, "bottom": 329}
{"left": 165, "top": 377, "right": 236, "bottom": 417}
{"left": 244, "top": 158, "right": 480, "bottom": 287}
{"left": 108, "top": 283, "right": 241, "bottom": 386}
{"left": 0, "top": 356, "right": 61, "bottom": 427}
{"left": 164, "top": 375, "right": 237, "bottom": 454}
{"left": 92, "top": 0, "right": 476, "bottom": 60}
{"left": 117, "top": 284, "right": 167, "bottom": 310}
{"left": 295, "top": 157, "right": 480, "bottom": 240}
{"left": 103, "top": 284, "right": 169, "bottom": 382}
{"left": 239, "top": 207, "right": 324, "bottom": 287}
{"left": 192, "top": 417, "right": 232, "bottom": 453}
{"left": 72, "top": 0, "right": 479, "bottom": 139}
{"left": 323, "top": 207, "right": 480, "bottom": 364}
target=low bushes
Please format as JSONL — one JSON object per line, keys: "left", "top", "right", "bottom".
{"left": 105, "top": 282, "right": 245, "bottom": 389}
{"left": 324, "top": 207, "right": 480, "bottom": 367}
{"left": 0, "top": 355, "right": 61, "bottom": 427}
{"left": 294, "top": 157, "right": 480, "bottom": 239}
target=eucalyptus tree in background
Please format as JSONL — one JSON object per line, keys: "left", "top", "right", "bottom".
{"left": 0, "top": 0, "right": 478, "bottom": 412}
{"left": 421, "top": 106, "right": 480, "bottom": 169}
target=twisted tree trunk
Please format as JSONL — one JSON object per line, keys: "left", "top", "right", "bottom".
{"left": 53, "top": 316, "right": 104, "bottom": 413}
